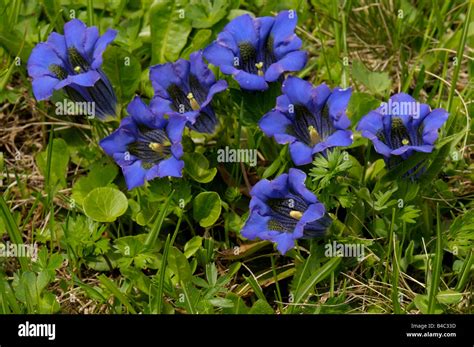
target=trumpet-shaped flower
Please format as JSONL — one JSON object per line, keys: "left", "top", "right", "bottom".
{"left": 357, "top": 93, "right": 449, "bottom": 163}
{"left": 259, "top": 76, "right": 353, "bottom": 166}
{"left": 150, "top": 51, "right": 227, "bottom": 133}
{"left": 27, "top": 19, "right": 117, "bottom": 120}
{"left": 241, "top": 168, "right": 331, "bottom": 255}
{"left": 100, "top": 97, "right": 186, "bottom": 189}
{"left": 203, "top": 10, "right": 307, "bottom": 91}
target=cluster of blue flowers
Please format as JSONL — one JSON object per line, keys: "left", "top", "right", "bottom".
{"left": 28, "top": 11, "right": 449, "bottom": 255}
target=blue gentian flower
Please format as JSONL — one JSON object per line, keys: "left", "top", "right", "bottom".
{"left": 357, "top": 93, "right": 449, "bottom": 163}
{"left": 241, "top": 168, "right": 331, "bottom": 255}
{"left": 259, "top": 76, "right": 353, "bottom": 166}
{"left": 100, "top": 96, "right": 186, "bottom": 189}
{"left": 203, "top": 10, "right": 307, "bottom": 91}
{"left": 27, "top": 19, "right": 117, "bottom": 120}
{"left": 149, "top": 50, "right": 227, "bottom": 133}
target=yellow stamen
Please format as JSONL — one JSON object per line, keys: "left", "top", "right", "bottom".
{"left": 255, "top": 61, "right": 264, "bottom": 76}
{"left": 308, "top": 126, "right": 320, "bottom": 146}
{"left": 187, "top": 92, "right": 200, "bottom": 111}
{"left": 74, "top": 66, "right": 81, "bottom": 73}
{"left": 289, "top": 210, "right": 303, "bottom": 220}
{"left": 402, "top": 138, "right": 410, "bottom": 145}
{"left": 149, "top": 142, "right": 163, "bottom": 152}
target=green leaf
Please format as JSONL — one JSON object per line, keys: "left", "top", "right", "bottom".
{"left": 294, "top": 257, "right": 341, "bottom": 305}
{"left": 83, "top": 187, "right": 128, "bottom": 222}
{"left": 150, "top": 0, "right": 192, "bottom": 64}
{"left": 181, "top": 29, "right": 212, "bottom": 59}
{"left": 208, "top": 297, "right": 234, "bottom": 308}
{"left": 352, "top": 60, "right": 391, "bottom": 96}
{"left": 168, "top": 247, "right": 192, "bottom": 282}
{"left": 187, "top": 0, "right": 230, "bottom": 28}
{"left": 183, "top": 152, "right": 217, "bottom": 183}
{"left": 184, "top": 236, "right": 203, "bottom": 258}
{"left": 71, "top": 161, "right": 118, "bottom": 205}
{"left": 98, "top": 275, "right": 137, "bottom": 314}
{"left": 346, "top": 92, "right": 381, "bottom": 124}
{"left": 239, "top": 82, "right": 281, "bottom": 125}
{"left": 222, "top": 292, "right": 248, "bottom": 314}
{"left": 36, "top": 138, "right": 70, "bottom": 188}
{"left": 414, "top": 294, "right": 443, "bottom": 314}
{"left": 102, "top": 46, "right": 141, "bottom": 104}
{"left": 436, "top": 290, "right": 463, "bottom": 304}
{"left": 249, "top": 299, "right": 274, "bottom": 314}
{"left": 193, "top": 191, "right": 221, "bottom": 227}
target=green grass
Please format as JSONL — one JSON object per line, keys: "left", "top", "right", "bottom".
{"left": 0, "top": 0, "right": 472, "bottom": 314}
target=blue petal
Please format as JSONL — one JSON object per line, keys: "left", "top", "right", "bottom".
{"left": 311, "top": 83, "right": 332, "bottom": 109}
{"left": 223, "top": 14, "right": 258, "bottom": 47}
{"left": 313, "top": 130, "right": 353, "bottom": 153}
{"left": 150, "top": 96, "right": 175, "bottom": 117}
{"left": 32, "top": 76, "right": 59, "bottom": 101}
{"left": 272, "top": 232, "right": 296, "bottom": 255}
{"left": 189, "top": 50, "right": 215, "bottom": 89}
{"left": 270, "top": 10, "right": 302, "bottom": 58}
{"left": 250, "top": 179, "right": 272, "bottom": 201}
{"left": 99, "top": 117, "right": 137, "bottom": 155}
{"left": 156, "top": 156, "right": 184, "bottom": 178}
{"left": 281, "top": 76, "right": 313, "bottom": 107}
{"left": 387, "top": 93, "right": 418, "bottom": 126}
{"left": 288, "top": 168, "right": 317, "bottom": 204}
{"left": 170, "top": 142, "right": 183, "bottom": 158}
{"left": 46, "top": 32, "right": 68, "bottom": 62}
{"left": 32, "top": 75, "right": 59, "bottom": 100}
{"left": 289, "top": 141, "right": 313, "bottom": 165}
{"left": 259, "top": 110, "right": 292, "bottom": 138}
{"left": 413, "top": 103, "right": 431, "bottom": 126}
{"left": 327, "top": 87, "right": 351, "bottom": 129}
{"left": 265, "top": 50, "right": 307, "bottom": 82}
{"left": 357, "top": 110, "right": 384, "bottom": 135}
{"left": 166, "top": 114, "right": 187, "bottom": 143}
{"left": 422, "top": 108, "right": 449, "bottom": 145}
{"left": 203, "top": 41, "right": 235, "bottom": 68}
{"left": 250, "top": 174, "right": 289, "bottom": 201}
{"left": 275, "top": 94, "right": 291, "bottom": 113}
{"left": 91, "top": 28, "right": 117, "bottom": 69}
{"left": 122, "top": 161, "right": 147, "bottom": 190}
{"left": 55, "top": 70, "right": 100, "bottom": 89}
{"left": 299, "top": 202, "right": 325, "bottom": 225}
{"left": 371, "top": 137, "right": 393, "bottom": 157}
{"left": 200, "top": 79, "right": 228, "bottom": 109}
{"left": 83, "top": 26, "right": 99, "bottom": 57}
{"left": 150, "top": 59, "right": 190, "bottom": 98}
{"left": 241, "top": 211, "right": 270, "bottom": 240}
{"left": 391, "top": 144, "right": 433, "bottom": 156}
{"left": 27, "top": 42, "right": 64, "bottom": 78}
{"left": 63, "top": 19, "right": 88, "bottom": 54}
{"left": 215, "top": 30, "right": 239, "bottom": 54}
{"left": 127, "top": 96, "right": 164, "bottom": 129}
{"left": 256, "top": 16, "right": 274, "bottom": 52}
{"left": 249, "top": 196, "right": 272, "bottom": 215}
{"left": 233, "top": 69, "right": 268, "bottom": 91}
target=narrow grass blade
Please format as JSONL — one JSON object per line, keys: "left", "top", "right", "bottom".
{"left": 428, "top": 204, "right": 443, "bottom": 313}
{"left": 293, "top": 257, "right": 341, "bottom": 307}
{"left": 98, "top": 275, "right": 137, "bottom": 314}
{"left": 145, "top": 190, "right": 174, "bottom": 248}
{"left": 0, "top": 195, "right": 28, "bottom": 271}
